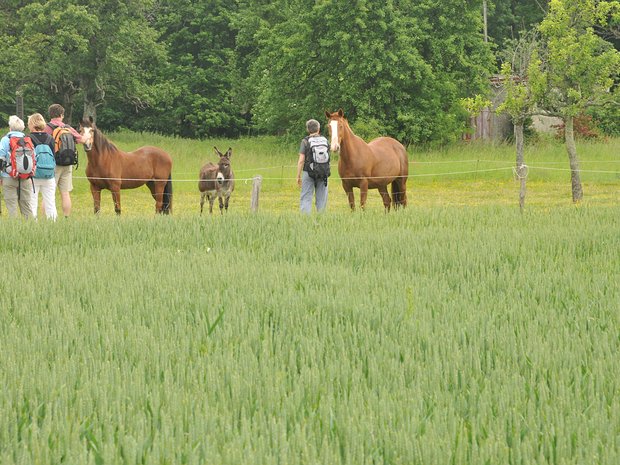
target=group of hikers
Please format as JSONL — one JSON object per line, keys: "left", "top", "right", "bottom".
{"left": 0, "top": 104, "right": 82, "bottom": 220}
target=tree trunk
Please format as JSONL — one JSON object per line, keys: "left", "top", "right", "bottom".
{"left": 514, "top": 122, "right": 526, "bottom": 211}
{"left": 83, "top": 99, "right": 97, "bottom": 125}
{"left": 564, "top": 115, "right": 583, "bottom": 203}
{"left": 62, "top": 93, "right": 74, "bottom": 125}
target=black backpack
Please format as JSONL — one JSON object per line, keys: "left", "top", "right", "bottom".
{"left": 48, "top": 123, "right": 78, "bottom": 166}
{"left": 304, "top": 135, "right": 331, "bottom": 184}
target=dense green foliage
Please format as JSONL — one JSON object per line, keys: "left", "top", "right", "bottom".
{"left": 533, "top": 0, "right": 620, "bottom": 118}
{"left": 0, "top": 0, "right": 617, "bottom": 143}
{"left": 487, "top": 0, "right": 549, "bottom": 54}
{"left": 0, "top": 0, "right": 500, "bottom": 143}
{"left": 1, "top": 208, "right": 619, "bottom": 464}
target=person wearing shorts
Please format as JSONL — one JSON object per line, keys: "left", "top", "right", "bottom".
{"left": 45, "top": 104, "right": 83, "bottom": 218}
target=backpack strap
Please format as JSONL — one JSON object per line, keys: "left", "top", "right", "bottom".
{"left": 302, "top": 136, "right": 312, "bottom": 170}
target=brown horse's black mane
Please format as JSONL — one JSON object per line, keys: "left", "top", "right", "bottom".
{"left": 94, "top": 127, "right": 118, "bottom": 153}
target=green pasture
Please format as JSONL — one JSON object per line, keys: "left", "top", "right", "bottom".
{"left": 6, "top": 131, "right": 614, "bottom": 217}
{"left": 1, "top": 207, "right": 619, "bottom": 464}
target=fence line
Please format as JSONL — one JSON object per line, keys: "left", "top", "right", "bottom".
{"left": 172, "top": 158, "right": 620, "bottom": 175}
{"left": 527, "top": 165, "right": 620, "bottom": 175}
{"left": 68, "top": 160, "right": 620, "bottom": 184}
{"left": 72, "top": 166, "right": 517, "bottom": 183}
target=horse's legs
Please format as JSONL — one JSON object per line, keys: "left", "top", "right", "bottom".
{"left": 110, "top": 187, "right": 121, "bottom": 215}
{"left": 378, "top": 185, "right": 391, "bottom": 212}
{"left": 391, "top": 178, "right": 407, "bottom": 209}
{"left": 90, "top": 184, "right": 102, "bottom": 214}
{"left": 342, "top": 181, "right": 355, "bottom": 211}
{"left": 399, "top": 179, "right": 408, "bottom": 207}
{"left": 392, "top": 178, "right": 407, "bottom": 208}
{"left": 147, "top": 181, "right": 165, "bottom": 213}
{"left": 359, "top": 179, "right": 369, "bottom": 210}
{"left": 154, "top": 182, "right": 165, "bottom": 213}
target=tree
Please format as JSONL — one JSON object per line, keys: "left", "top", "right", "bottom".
{"left": 460, "top": 94, "right": 492, "bottom": 139}
{"left": 486, "top": 0, "right": 549, "bottom": 56}
{"left": 497, "top": 31, "right": 539, "bottom": 210}
{"left": 531, "top": 0, "right": 620, "bottom": 202}
{"left": 0, "top": 0, "right": 170, "bottom": 125}
{"left": 151, "top": 0, "right": 247, "bottom": 138}
{"left": 247, "top": 0, "right": 494, "bottom": 144}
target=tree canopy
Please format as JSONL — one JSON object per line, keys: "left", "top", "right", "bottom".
{"left": 0, "top": 0, "right": 615, "bottom": 144}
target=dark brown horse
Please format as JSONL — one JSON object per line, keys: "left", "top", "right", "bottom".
{"left": 80, "top": 118, "right": 173, "bottom": 215}
{"left": 198, "top": 147, "right": 235, "bottom": 214}
{"left": 325, "top": 109, "right": 408, "bottom": 211}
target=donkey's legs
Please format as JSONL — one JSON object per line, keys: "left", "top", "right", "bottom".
{"left": 218, "top": 193, "right": 231, "bottom": 214}
{"left": 207, "top": 193, "right": 215, "bottom": 214}
{"left": 90, "top": 184, "right": 102, "bottom": 214}
{"left": 200, "top": 192, "right": 206, "bottom": 214}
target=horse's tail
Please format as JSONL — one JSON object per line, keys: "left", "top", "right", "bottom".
{"left": 162, "top": 175, "right": 173, "bottom": 214}
{"left": 392, "top": 146, "right": 409, "bottom": 209}
{"left": 391, "top": 179, "right": 404, "bottom": 209}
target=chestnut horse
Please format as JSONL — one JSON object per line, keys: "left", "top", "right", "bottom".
{"left": 325, "top": 109, "right": 408, "bottom": 211}
{"left": 80, "top": 118, "right": 173, "bottom": 215}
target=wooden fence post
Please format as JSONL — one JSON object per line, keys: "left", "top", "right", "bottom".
{"left": 250, "top": 175, "right": 262, "bottom": 212}
{"left": 517, "top": 164, "right": 527, "bottom": 212}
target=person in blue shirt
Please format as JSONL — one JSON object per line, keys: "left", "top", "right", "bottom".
{"left": 0, "top": 115, "right": 33, "bottom": 218}
{"left": 28, "top": 113, "right": 58, "bottom": 220}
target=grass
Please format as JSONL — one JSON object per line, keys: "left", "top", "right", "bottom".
{"left": 1, "top": 208, "right": 619, "bottom": 464}
{"left": 1, "top": 132, "right": 619, "bottom": 464}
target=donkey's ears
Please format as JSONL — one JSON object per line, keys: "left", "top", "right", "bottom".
{"left": 213, "top": 146, "right": 223, "bottom": 157}
{"left": 225, "top": 147, "right": 232, "bottom": 158}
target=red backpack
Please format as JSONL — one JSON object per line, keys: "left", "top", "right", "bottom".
{"left": 8, "top": 136, "right": 36, "bottom": 179}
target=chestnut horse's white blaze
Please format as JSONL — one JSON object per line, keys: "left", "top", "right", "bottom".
{"left": 329, "top": 120, "right": 340, "bottom": 152}
{"left": 81, "top": 127, "right": 94, "bottom": 151}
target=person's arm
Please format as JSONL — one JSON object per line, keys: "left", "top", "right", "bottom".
{"left": 297, "top": 153, "right": 305, "bottom": 187}
{"left": 66, "top": 125, "right": 84, "bottom": 144}
{"left": 0, "top": 136, "right": 9, "bottom": 159}
{"left": 0, "top": 137, "right": 9, "bottom": 171}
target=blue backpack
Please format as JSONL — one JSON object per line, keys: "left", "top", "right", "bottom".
{"left": 30, "top": 133, "right": 56, "bottom": 179}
